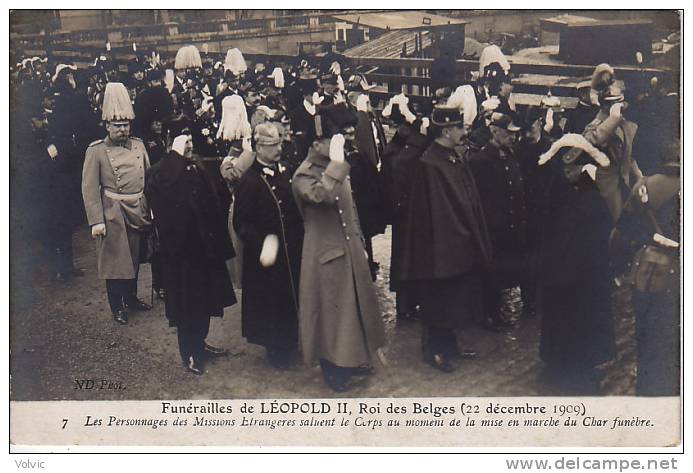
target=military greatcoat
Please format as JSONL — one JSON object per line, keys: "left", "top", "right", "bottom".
{"left": 82, "top": 136, "right": 151, "bottom": 279}
{"left": 292, "top": 148, "right": 385, "bottom": 367}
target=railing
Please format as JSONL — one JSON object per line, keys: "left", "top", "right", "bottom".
{"left": 341, "top": 55, "right": 674, "bottom": 108}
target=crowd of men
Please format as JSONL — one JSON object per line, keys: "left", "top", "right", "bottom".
{"left": 10, "top": 42, "right": 680, "bottom": 395}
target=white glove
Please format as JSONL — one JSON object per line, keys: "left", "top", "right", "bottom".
{"left": 47, "top": 144, "right": 58, "bottom": 160}
{"left": 329, "top": 134, "right": 345, "bottom": 163}
{"left": 543, "top": 109, "right": 554, "bottom": 134}
{"left": 609, "top": 102, "right": 624, "bottom": 118}
{"left": 356, "top": 94, "right": 369, "bottom": 113}
{"left": 638, "top": 183, "right": 649, "bottom": 204}
{"left": 401, "top": 103, "right": 417, "bottom": 124}
{"left": 653, "top": 233, "right": 679, "bottom": 248}
{"left": 419, "top": 117, "right": 430, "bottom": 136}
{"left": 259, "top": 234, "right": 279, "bottom": 267}
{"left": 582, "top": 164, "right": 597, "bottom": 181}
{"left": 312, "top": 92, "right": 324, "bottom": 105}
{"left": 91, "top": 223, "right": 106, "bottom": 238}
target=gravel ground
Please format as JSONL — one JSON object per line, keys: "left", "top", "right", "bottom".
{"left": 10, "top": 225, "right": 637, "bottom": 401}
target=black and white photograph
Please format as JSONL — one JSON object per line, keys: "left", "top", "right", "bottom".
{"left": 7, "top": 5, "right": 683, "bottom": 452}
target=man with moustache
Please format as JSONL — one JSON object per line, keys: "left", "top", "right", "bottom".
{"left": 400, "top": 105, "right": 491, "bottom": 373}
{"left": 468, "top": 112, "right": 528, "bottom": 332}
{"left": 145, "top": 134, "right": 237, "bottom": 375}
{"left": 82, "top": 83, "right": 153, "bottom": 325}
{"left": 233, "top": 123, "right": 303, "bottom": 370}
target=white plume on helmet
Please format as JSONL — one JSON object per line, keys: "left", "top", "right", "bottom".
{"left": 224, "top": 48, "right": 247, "bottom": 76}
{"left": 269, "top": 67, "right": 285, "bottom": 88}
{"left": 101, "top": 82, "right": 135, "bottom": 121}
{"left": 447, "top": 85, "right": 478, "bottom": 126}
{"left": 217, "top": 95, "right": 251, "bottom": 141}
{"left": 479, "top": 45, "right": 511, "bottom": 76}
{"left": 174, "top": 45, "right": 202, "bottom": 70}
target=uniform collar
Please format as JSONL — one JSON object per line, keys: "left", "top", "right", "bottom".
{"left": 104, "top": 136, "right": 133, "bottom": 150}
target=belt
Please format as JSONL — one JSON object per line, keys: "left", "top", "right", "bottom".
{"left": 104, "top": 189, "right": 144, "bottom": 201}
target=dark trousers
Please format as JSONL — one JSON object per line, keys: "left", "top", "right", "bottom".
{"left": 364, "top": 237, "right": 378, "bottom": 281}
{"left": 177, "top": 315, "right": 211, "bottom": 364}
{"left": 105, "top": 277, "right": 138, "bottom": 313}
{"left": 150, "top": 253, "right": 163, "bottom": 291}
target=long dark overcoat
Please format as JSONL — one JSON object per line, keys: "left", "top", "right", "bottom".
{"left": 292, "top": 148, "right": 385, "bottom": 367}
{"left": 537, "top": 157, "right": 615, "bottom": 369}
{"left": 145, "top": 152, "right": 236, "bottom": 327}
{"left": 233, "top": 159, "right": 303, "bottom": 349}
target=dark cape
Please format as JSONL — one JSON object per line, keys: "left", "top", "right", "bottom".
{"left": 145, "top": 151, "right": 236, "bottom": 327}
{"left": 398, "top": 140, "right": 491, "bottom": 328}
{"left": 399, "top": 141, "right": 492, "bottom": 282}
{"left": 233, "top": 159, "right": 303, "bottom": 350}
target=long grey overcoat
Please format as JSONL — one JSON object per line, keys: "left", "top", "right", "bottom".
{"left": 82, "top": 136, "right": 151, "bottom": 279}
{"left": 292, "top": 148, "right": 385, "bottom": 367}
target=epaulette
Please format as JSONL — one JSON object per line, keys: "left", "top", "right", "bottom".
{"left": 88, "top": 139, "right": 104, "bottom": 147}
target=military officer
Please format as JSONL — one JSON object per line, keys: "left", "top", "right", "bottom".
{"left": 468, "top": 112, "right": 528, "bottom": 331}
{"left": 292, "top": 106, "right": 386, "bottom": 392}
{"left": 82, "top": 82, "right": 153, "bottom": 325}
{"left": 399, "top": 105, "right": 491, "bottom": 373}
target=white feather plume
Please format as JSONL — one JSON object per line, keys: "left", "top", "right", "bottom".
{"left": 270, "top": 67, "right": 285, "bottom": 88}
{"left": 217, "top": 95, "right": 251, "bottom": 141}
{"left": 538, "top": 133, "right": 611, "bottom": 167}
{"left": 174, "top": 45, "right": 202, "bottom": 70}
{"left": 224, "top": 48, "right": 247, "bottom": 76}
{"left": 101, "top": 82, "right": 135, "bottom": 121}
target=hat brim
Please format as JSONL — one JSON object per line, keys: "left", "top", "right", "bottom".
{"left": 256, "top": 138, "right": 282, "bottom": 146}
{"left": 506, "top": 123, "right": 522, "bottom": 132}
{"left": 431, "top": 118, "right": 464, "bottom": 127}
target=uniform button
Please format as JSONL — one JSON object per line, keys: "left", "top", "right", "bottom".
{"left": 271, "top": 186, "right": 276, "bottom": 190}
{"left": 505, "top": 166, "right": 509, "bottom": 171}
{"left": 335, "top": 196, "right": 340, "bottom": 201}
{"left": 289, "top": 179, "right": 292, "bottom": 184}
{"left": 510, "top": 224, "right": 515, "bottom": 229}
{"left": 119, "top": 187, "right": 123, "bottom": 191}
{"left": 339, "top": 210, "right": 343, "bottom": 214}
{"left": 278, "top": 200, "right": 283, "bottom": 204}
{"left": 106, "top": 149, "right": 110, "bottom": 153}
{"left": 342, "top": 223, "right": 347, "bottom": 228}
{"left": 510, "top": 210, "right": 514, "bottom": 214}
{"left": 508, "top": 180, "right": 513, "bottom": 185}
{"left": 115, "top": 167, "right": 119, "bottom": 171}
{"left": 346, "top": 236, "right": 350, "bottom": 240}
{"left": 117, "top": 177, "right": 121, "bottom": 181}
